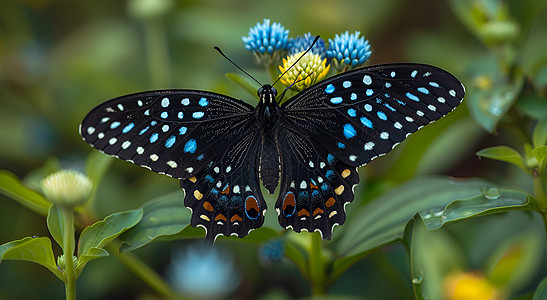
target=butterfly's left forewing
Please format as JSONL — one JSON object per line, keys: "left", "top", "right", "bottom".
{"left": 80, "top": 90, "right": 254, "bottom": 179}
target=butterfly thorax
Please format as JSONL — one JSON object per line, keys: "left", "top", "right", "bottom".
{"left": 256, "top": 84, "right": 281, "bottom": 125}
{"left": 256, "top": 84, "right": 282, "bottom": 194}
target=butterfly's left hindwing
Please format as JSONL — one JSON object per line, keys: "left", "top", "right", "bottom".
{"left": 80, "top": 90, "right": 254, "bottom": 179}
{"left": 181, "top": 126, "right": 266, "bottom": 242}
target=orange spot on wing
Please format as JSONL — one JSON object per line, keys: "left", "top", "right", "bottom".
{"left": 215, "top": 214, "right": 227, "bottom": 221}
{"left": 326, "top": 197, "right": 336, "bottom": 207}
{"left": 221, "top": 185, "right": 230, "bottom": 195}
{"left": 189, "top": 176, "right": 197, "bottom": 183}
{"left": 231, "top": 214, "right": 243, "bottom": 222}
{"left": 297, "top": 209, "right": 310, "bottom": 217}
{"left": 313, "top": 208, "right": 324, "bottom": 216}
{"left": 203, "top": 201, "right": 213, "bottom": 212}
{"left": 310, "top": 183, "right": 319, "bottom": 189}
{"left": 283, "top": 192, "right": 296, "bottom": 210}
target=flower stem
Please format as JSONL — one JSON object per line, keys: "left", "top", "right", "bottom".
{"left": 62, "top": 207, "right": 76, "bottom": 300}
{"left": 309, "top": 232, "right": 326, "bottom": 295}
{"left": 107, "top": 242, "right": 181, "bottom": 300}
{"left": 144, "top": 19, "right": 170, "bottom": 88}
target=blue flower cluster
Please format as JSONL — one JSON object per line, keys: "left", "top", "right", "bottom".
{"left": 258, "top": 238, "right": 286, "bottom": 265}
{"left": 327, "top": 31, "right": 372, "bottom": 71}
{"left": 242, "top": 19, "right": 291, "bottom": 66}
{"left": 242, "top": 19, "right": 372, "bottom": 72}
{"left": 289, "top": 32, "right": 327, "bottom": 59}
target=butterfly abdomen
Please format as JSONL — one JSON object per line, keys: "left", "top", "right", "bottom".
{"left": 259, "top": 134, "right": 280, "bottom": 194}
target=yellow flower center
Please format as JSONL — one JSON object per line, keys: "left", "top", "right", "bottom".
{"left": 278, "top": 51, "right": 330, "bottom": 92}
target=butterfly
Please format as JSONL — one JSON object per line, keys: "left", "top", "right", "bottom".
{"left": 80, "top": 63, "right": 464, "bottom": 243}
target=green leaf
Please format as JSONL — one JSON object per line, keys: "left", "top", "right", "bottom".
{"left": 533, "top": 146, "right": 547, "bottom": 164}
{"left": 46, "top": 204, "right": 64, "bottom": 248}
{"left": 0, "top": 237, "right": 61, "bottom": 279}
{"left": 119, "top": 191, "right": 191, "bottom": 252}
{"left": 436, "top": 189, "right": 530, "bottom": 229}
{"left": 476, "top": 145, "right": 527, "bottom": 172}
{"left": 225, "top": 73, "right": 257, "bottom": 98}
{"left": 0, "top": 170, "right": 50, "bottom": 216}
{"left": 464, "top": 57, "right": 524, "bottom": 133}
{"left": 76, "top": 248, "right": 109, "bottom": 276}
{"left": 533, "top": 277, "right": 547, "bottom": 300}
{"left": 485, "top": 230, "right": 543, "bottom": 292}
{"left": 336, "top": 176, "right": 499, "bottom": 257}
{"left": 77, "top": 209, "right": 142, "bottom": 260}
{"left": 385, "top": 107, "right": 467, "bottom": 180}
{"left": 533, "top": 119, "right": 547, "bottom": 147}
{"left": 517, "top": 95, "right": 547, "bottom": 120}
{"left": 415, "top": 118, "right": 484, "bottom": 175}
{"left": 408, "top": 217, "right": 466, "bottom": 300}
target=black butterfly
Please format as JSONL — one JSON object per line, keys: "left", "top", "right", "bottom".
{"left": 80, "top": 63, "right": 464, "bottom": 242}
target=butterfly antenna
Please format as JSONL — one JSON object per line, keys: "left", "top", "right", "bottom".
{"left": 214, "top": 46, "right": 263, "bottom": 87}
{"left": 272, "top": 35, "right": 320, "bottom": 87}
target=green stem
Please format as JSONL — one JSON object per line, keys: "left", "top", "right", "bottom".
{"left": 144, "top": 19, "right": 170, "bottom": 88}
{"left": 62, "top": 207, "right": 76, "bottom": 300}
{"left": 309, "top": 233, "right": 326, "bottom": 295}
{"left": 533, "top": 160, "right": 547, "bottom": 240}
{"left": 107, "top": 242, "right": 181, "bottom": 300}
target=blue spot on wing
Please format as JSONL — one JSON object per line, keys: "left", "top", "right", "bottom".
{"left": 198, "top": 97, "right": 209, "bottom": 107}
{"left": 192, "top": 112, "right": 204, "bottom": 119}
{"left": 150, "top": 133, "right": 158, "bottom": 143}
{"left": 343, "top": 124, "right": 356, "bottom": 139}
{"left": 204, "top": 174, "right": 214, "bottom": 183}
{"left": 406, "top": 92, "right": 420, "bottom": 102}
{"left": 377, "top": 111, "right": 387, "bottom": 120}
{"left": 417, "top": 87, "right": 430, "bottom": 94}
{"left": 325, "top": 84, "right": 335, "bottom": 94}
{"left": 330, "top": 97, "right": 343, "bottom": 104}
{"left": 122, "top": 123, "right": 134, "bottom": 133}
{"left": 347, "top": 108, "right": 356, "bottom": 117}
{"left": 179, "top": 127, "right": 187, "bottom": 135}
{"left": 360, "top": 116, "right": 373, "bottom": 129}
{"left": 165, "top": 136, "right": 176, "bottom": 148}
{"left": 139, "top": 126, "right": 150, "bottom": 135}
{"left": 160, "top": 112, "right": 168, "bottom": 119}
{"left": 183, "top": 139, "right": 197, "bottom": 153}
{"left": 327, "top": 153, "right": 335, "bottom": 165}
{"left": 111, "top": 121, "right": 120, "bottom": 129}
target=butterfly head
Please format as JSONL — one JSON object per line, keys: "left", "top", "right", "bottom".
{"left": 257, "top": 84, "right": 277, "bottom": 104}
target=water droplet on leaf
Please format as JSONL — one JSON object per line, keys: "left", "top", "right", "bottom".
{"left": 480, "top": 186, "right": 502, "bottom": 200}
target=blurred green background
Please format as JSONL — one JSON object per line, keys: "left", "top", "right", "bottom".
{"left": 1, "top": 0, "right": 546, "bottom": 299}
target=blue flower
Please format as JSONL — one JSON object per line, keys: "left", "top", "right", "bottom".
{"left": 327, "top": 31, "right": 372, "bottom": 71}
{"left": 258, "top": 239, "right": 286, "bottom": 265}
{"left": 242, "top": 19, "right": 290, "bottom": 66}
{"left": 289, "top": 33, "right": 326, "bottom": 59}
{"left": 167, "top": 246, "right": 240, "bottom": 298}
